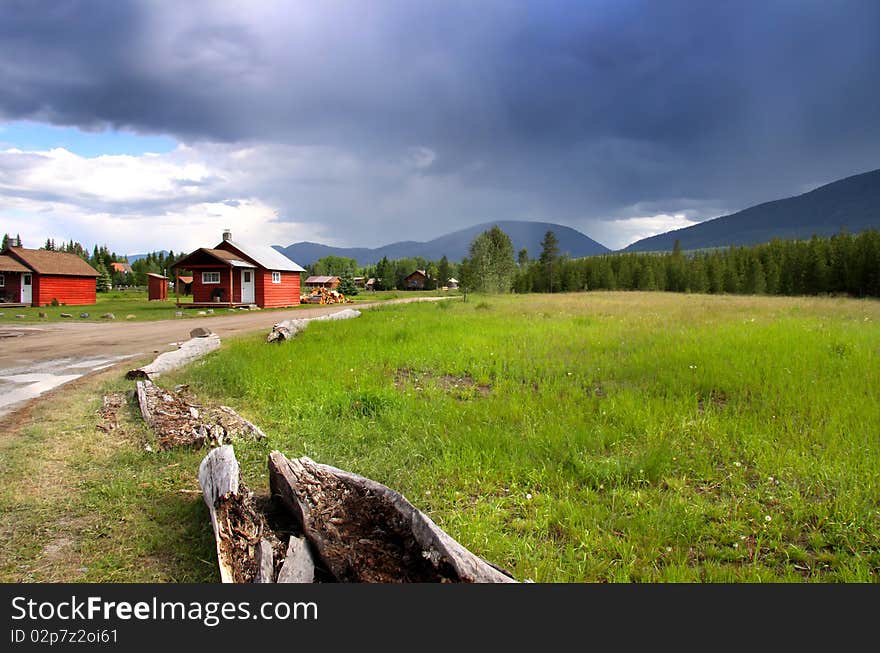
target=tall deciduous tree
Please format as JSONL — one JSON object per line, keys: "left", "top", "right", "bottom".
{"left": 464, "top": 225, "right": 516, "bottom": 293}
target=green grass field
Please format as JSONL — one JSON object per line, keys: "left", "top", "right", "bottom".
{"left": 168, "top": 292, "right": 880, "bottom": 582}
{"left": 1, "top": 291, "right": 878, "bottom": 582}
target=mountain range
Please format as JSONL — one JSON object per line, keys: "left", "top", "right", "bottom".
{"left": 274, "top": 220, "right": 610, "bottom": 266}
{"left": 269, "top": 167, "right": 880, "bottom": 264}
{"left": 624, "top": 168, "right": 880, "bottom": 252}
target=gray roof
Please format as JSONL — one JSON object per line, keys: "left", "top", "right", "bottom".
{"left": 225, "top": 240, "right": 305, "bottom": 272}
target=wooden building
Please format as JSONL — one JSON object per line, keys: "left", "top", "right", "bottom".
{"left": 172, "top": 230, "right": 305, "bottom": 308}
{"left": 304, "top": 275, "right": 341, "bottom": 290}
{"left": 0, "top": 246, "right": 98, "bottom": 307}
{"left": 147, "top": 273, "right": 169, "bottom": 301}
{"left": 403, "top": 269, "right": 428, "bottom": 290}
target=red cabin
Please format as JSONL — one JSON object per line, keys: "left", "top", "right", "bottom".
{"left": 147, "top": 273, "right": 169, "bottom": 301}
{"left": 0, "top": 246, "right": 98, "bottom": 307}
{"left": 172, "top": 230, "right": 305, "bottom": 308}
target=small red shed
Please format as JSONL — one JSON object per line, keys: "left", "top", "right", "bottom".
{"left": 147, "top": 273, "right": 169, "bottom": 301}
{"left": 1, "top": 246, "right": 99, "bottom": 307}
{"left": 172, "top": 230, "right": 305, "bottom": 308}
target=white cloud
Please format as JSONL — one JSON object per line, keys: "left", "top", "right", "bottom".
{"left": 0, "top": 139, "right": 540, "bottom": 255}
{"left": 0, "top": 143, "right": 362, "bottom": 255}
{"left": 600, "top": 213, "right": 701, "bottom": 250}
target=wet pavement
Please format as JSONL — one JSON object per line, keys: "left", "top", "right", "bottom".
{"left": 0, "top": 353, "right": 140, "bottom": 418}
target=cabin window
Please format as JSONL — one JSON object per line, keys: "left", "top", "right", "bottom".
{"left": 0, "top": 274, "right": 4, "bottom": 287}
{"left": 202, "top": 272, "right": 221, "bottom": 284}
{"left": 272, "top": 271, "right": 282, "bottom": 284}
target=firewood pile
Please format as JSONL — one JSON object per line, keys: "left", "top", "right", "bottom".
{"left": 304, "top": 287, "right": 351, "bottom": 304}
{"left": 198, "top": 445, "right": 518, "bottom": 584}
{"left": 135, "top": 380, "right": 266, "bottom": 450}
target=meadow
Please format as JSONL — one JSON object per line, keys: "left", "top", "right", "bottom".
{"left": 172, "top": 292, "right": 880, "bottom": 582}
{"left": 1, "top": 291, "right": 877, "bottom": 582}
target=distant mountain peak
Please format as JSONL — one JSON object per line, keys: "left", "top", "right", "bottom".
{"left": 275, "top": 220, "right": 609, "bottom": 266}
{"left": 624, "top": 167, "right": 880, "bottom": 252}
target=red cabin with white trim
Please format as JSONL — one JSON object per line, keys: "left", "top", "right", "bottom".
{"left": 0, "top": 246, "right": 98, "bottom": 307}
{"left": 172, "top": 231, "right": 305, "bottom": 308}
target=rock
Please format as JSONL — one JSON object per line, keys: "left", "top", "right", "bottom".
{"left": 79, "top": 312, "right": 89, "bottom": 318}
{"left": 15, "top": 314, "right": 25, "bottom": 319}
{"left": 175, "top": 311, "right": 183, "bottom": 317}
{"left": 38, "top": 312, "right": 48, "bottom": 319}
{"left": 126, "top": 314, "right": 137, "bottom": 320}
{"left": 60, "top": 313, "right": 73, "bottom": 318}
{"left": 197, "top": 311, "right": 207, "bottom": 315}
{"left": 0, "top": 312, "right": 4, "bottom": 317}
{"left": 206, "top": 309, "right": 214, "bottom": 314}
{"left": 190, "top": 327, "right": 213, "bottom": 338}
{"left": 101, "top": 313, "right": 115, "bottom": 320}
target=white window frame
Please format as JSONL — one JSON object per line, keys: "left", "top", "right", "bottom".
{"left": 0, "top": 274, "right": 5, "bottom": 287}
{"left": 202, "top": 271, "right": 221, "bottom": 284}
{"left": 272, "top": 271, "right": 282, "bottom": 284}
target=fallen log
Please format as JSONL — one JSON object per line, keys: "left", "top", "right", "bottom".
{"left": 135, "top": 381, "right": 158, "bottom": 431}
{"left": 126, "top": 333, "right": 221, "bottom": 379}
{"left": 266, "top": 318, "right": 309, "bottom": 343}
{"left": 268, "top": 452, "right": 516, "bottom": 583}
{"left": 135, "top": 380, "right": 265, "bottom": 449}
{"left": 276, "top": 536, "right": 315, "bottom": 583}
{"left": 198, "top": 445, "right": 240, "bottom": 583}
{"left": 198, "top": 445, "right": 290, "bottom": 584}
{"left": 267, "top": 309, "right": 361, "bottom": 343}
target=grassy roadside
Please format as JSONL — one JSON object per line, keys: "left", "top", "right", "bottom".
{"left": 0, "top": 289, "right": 454, "bottom": 323}
{"left": 0, "top": 364, "right": 220, "bottom": 582}
{"left": 1, "top": 292, "right": 878, "bottom": 582}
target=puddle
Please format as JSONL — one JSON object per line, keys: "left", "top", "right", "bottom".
{"left": 0, "top": 353, "right": 141, "bottom": 418}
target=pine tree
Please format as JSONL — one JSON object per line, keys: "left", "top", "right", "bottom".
{"left": 95, "top": 262, "right": 113, "bottom": 293}
{"left": 1, "top": 234, "right": 8, "bottom": 250}
{"left": 437, "top": 255, "right": 451, "bottom": 290}
{"left": 538, "top": 231, "right": 560, "bottom": 293}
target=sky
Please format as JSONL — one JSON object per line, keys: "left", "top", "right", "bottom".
{"left": 1, "top": 1, "right": 879, "bottom": 255}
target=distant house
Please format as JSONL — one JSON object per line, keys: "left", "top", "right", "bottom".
{"left": 446, "top": 277, "right": 459, "bottom": 290}
{"left": 110, "top": 261, "right": 133, "bottom": 275}
{"left": 353, "top": 276, "right": 366, "bottom": 289}
{"left": 304, "top": 275, "right": 341, "bottom": 290}
{"left": 1, "top": 245, "right": 99, "bottom": 306}
{"left": 403, "top": 269, "right": 428, "bottom": 290}
{"left": 172, "top": 230, "right": 305, "bottom": 308}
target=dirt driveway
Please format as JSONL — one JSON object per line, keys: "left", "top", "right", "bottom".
{"left": 0, "top": 297, "right": 449, "bottom": 419}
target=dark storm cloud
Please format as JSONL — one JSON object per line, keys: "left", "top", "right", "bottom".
{"left": 2, "top": 0, "right": 880, "bottom": 246}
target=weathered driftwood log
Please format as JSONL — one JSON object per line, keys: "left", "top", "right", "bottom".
{"left": 276, "top": 536, "right": 315, "bottom": 583}
{"left": 218, "top": 405, "right": 267, "bottom": 440}
{"left": 267, "top": 309, "right": 361, "bottom": 343}
{"left": 126, "top": 334, "right": 221, "bottom": 379}
{"left": 313, "top": 308, "right": 361, "bottom": 322}
{"left": 268, "top": 452, "right": 516, "bottom": 583}
{"left": 266, "top": 319, "right": 309, "bottom": 343}
{"left": 135, "top": 380, "right": 157, "bottom": 430}
{"left": 254, "top": 538, "right": 275, "bottom": 583}
{"left": 198, "top": 445, "right": 240, "bottom": 583}
{"left": 134, "top": 380, "right": 264, "bottom": 449}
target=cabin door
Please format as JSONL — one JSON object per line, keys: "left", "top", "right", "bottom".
{"left": 241, "top": 269, "right": 255, "bottom": 304}
{"left": 21, "top": 273, "right": 32, "bottom": 305}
